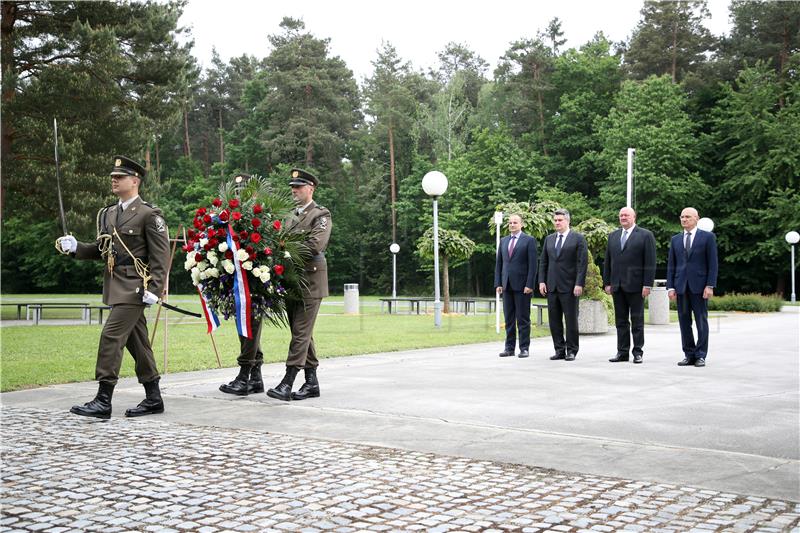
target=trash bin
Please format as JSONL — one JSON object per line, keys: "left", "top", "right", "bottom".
{"left": 343, "top": 283, "right": 359, "bottom": 314}
{"left": 648, "top": 279, "right": 669, "bottom": 325}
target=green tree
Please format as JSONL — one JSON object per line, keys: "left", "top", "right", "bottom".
{"left": 624, "top": 0, "right": 715, "bottom": 83}
{"left": 416, "top": 227, "right": 475, "bottom": 313}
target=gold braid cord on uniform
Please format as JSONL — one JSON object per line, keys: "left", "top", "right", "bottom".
{"left": 112, "top": 227, "right": 152, "bottom": 292}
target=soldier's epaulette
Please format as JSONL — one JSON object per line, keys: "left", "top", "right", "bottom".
{"left": 99, "top": 202, "right": 116, "bottom": 214}
{"left": 316, "top": 204, "right": 327, "bottom": 211}
{"left": 141, "top": 200, "right": 156, "bottom": 208}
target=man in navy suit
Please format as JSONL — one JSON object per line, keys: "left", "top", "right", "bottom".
{"left": 603, "top": 207, "right": 657, "bottom": 364}
{"left": 667, "top": 207, "right": 718, "bottom": 367}
{"left": 495, "top": 214, "right": 538, "bottom": 358}
{"left": 539, "top": 209, "right": 588, "bottom": 361}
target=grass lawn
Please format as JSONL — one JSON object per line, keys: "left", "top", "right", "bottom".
{"left": 0, "top": 293, "right": 553, "bottom": 392}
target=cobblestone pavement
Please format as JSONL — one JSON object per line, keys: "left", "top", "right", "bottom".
{"left": 1, "top": 407, "right": 798, "bottom": 533}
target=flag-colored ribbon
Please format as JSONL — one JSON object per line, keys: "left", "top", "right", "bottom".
{"left": 197, "top": 284, "right": 220, "bottom": 333}
{"left": 227, "top": 223, "right": 253, "bottom": 338}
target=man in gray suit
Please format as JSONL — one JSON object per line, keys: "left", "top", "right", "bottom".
{"left": 538, "top": 209, "right": 588, "bottom": 361}
{"left": 495, "top": 214, "right": 538, "bottom": 358}
{"left": 603, "top": 207, "right": 657, "bottom": 364}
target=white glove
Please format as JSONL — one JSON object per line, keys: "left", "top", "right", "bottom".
{"left": 58, "top": 235, "right": 77, "bottom": 253}
{"left": 142, "top": 290, "right": 159, "bottom": 306}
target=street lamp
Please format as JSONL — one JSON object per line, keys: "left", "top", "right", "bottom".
{"left": 493, "top": 211, "right": 503, "bottom": 334}
{"left": 389, "top": 243, "right": 400, "bottom": 299}
{"left": 786, "top": 231, "right": 799, "bottom": 303}
{"left": 698, "top": 217, "right": 715, "bottom": 232}
{"left": 422, "top": 171, "right": 448, "bottom": 328}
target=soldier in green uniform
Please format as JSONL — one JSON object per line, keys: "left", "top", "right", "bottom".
{"left": 57, "top": 156, "right": 171, "bottom": 419}
{"left": 267, "top": 168, "right": 332, "bottom": 401}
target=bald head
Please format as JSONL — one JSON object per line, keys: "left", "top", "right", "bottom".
{"left": 619, "top": 207, "right": 636, "bottom": 230}
{"left": 680, "top": 207, "right": 699, "bottom": 231}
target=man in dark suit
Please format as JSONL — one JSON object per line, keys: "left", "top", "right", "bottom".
{"left": 538, "top": 209, "right": 588, "bottom": 361}
{"left": 667, "top": 207, "right": 718, "bottom": 367}
{"left": 603, "top": 207, "right": 657, "bottom": 364}
{"left": 495, "top": 214, "right": 538, "bottom": 358}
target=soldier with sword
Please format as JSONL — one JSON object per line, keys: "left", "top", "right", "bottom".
{"left": 57, "top": 155, "right": 172, "bottom": 419}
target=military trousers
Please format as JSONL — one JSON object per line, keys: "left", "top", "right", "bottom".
{"left": 285, "top": 298, "right": 322, "bottom": 369}
{"left": 96, "top": 304, "right": 159, "bottom": 385}
{"left": 236, "top": 318, "right": 264, "bottom": 366}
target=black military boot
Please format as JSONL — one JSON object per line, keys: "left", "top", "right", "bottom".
{"left": 219, "top": 365, "right": 251, "bottom": 396}
{"left": 291, "top": 367, "right": 320, "bottom": 400}
{"left": 248, "top": 364, "right": 264, "bottom": 394}
{"left": 70, "top": 382, "right": 114, "bottom": 420}
{"left": 125, "top": 378, "right": 165, "bottom": 417}
{"left": 266, "top": 366, "right": 300, "bottom": 401}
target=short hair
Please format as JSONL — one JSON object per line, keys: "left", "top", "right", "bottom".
{"left": 553, "top": 208, "right": 571, "bottom": 221}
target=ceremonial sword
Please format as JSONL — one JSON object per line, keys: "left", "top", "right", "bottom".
{"left": 54, "top": 118, "right": 68, "bottom": 235}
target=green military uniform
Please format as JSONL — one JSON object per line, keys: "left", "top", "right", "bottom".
{"left": 285, "top": 199, "right": 332, "bottom": 368}
{"left": 74, "top": 196, "right": 170, "bottom": 384}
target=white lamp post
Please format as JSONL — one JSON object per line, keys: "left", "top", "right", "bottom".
{"left": 389, "top": 243, "right": 400, "bottom": 299}
{"left": 698, "top": 217, "right": 715, "bottom": 232}
{"left": 493, "top": 211, "right": 503, "bottom": 334}
{"left": 422, "top": 171, "right": 448, "bottom": 328}
{"left": 626, "top": 148, "right": 635, "bottom": 208}
{"left": 786, "top": 231, "right": 800, "bottom": 303}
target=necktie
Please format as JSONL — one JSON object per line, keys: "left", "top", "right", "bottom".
{"left": 555, "top": 234, "right": 563, "bottom": 257}
{"left": 684, "top": 231, "right": 692, "bottom": 256}
{"left": 508, "top": 235, "right": 517, "bottom": 257}
{"left": 620, "top": 229, "right": 629, "bottom": 250}
{"left": 116, "top": 204, "right": 123, "bottom": 227}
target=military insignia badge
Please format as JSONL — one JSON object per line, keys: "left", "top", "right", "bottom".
{"left": 319, "top": 216, "right": 328, "bottom": 229}
{"left": 155, "top": 216, "right": 166, "bottom": 232}
{"left": 292, "top": 170, "right": 299, "bottom": 178}
{"left": 115, "top": 158, "right": 122, "bottom": 167}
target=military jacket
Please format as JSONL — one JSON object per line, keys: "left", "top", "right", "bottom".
{"left": 286, "top": 201, "right": 332, "bottom": 298}
{"left": 75, "top": 197, "right": 170, "bottom": 306}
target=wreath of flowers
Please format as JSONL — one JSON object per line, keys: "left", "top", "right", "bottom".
{"left": 183, "top": 176, "right": 309, "bottom": 328}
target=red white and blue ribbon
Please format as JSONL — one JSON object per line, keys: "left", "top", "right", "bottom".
{"left": 227, "top": 223, "right": 253, "bottom": 338}
{"left": 196, "top": 284, "right": 220, "bottom": 333}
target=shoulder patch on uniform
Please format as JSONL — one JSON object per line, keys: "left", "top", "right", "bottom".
{"left": 319, "top": 216, "right": 328, "bottom": 229}
{"left": 154, "top": 215, "right": 166, "bottom": 233}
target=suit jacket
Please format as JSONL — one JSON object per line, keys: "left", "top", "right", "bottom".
{"left": 494, "top": 232, "right": 537, "bottom": 292}
{"left": 603, "top": 226, "right": 657, "bottom": 292}
{"left": 74, "top": 197, "right": 170, "bottom": 306}
{"left": 286, "top": 201, "right": 332, "bottom": 299}
{"left": 666, "top": 229, "right": 718, "bottom": 294}
{"left": 538, "top": 231, "right": 588, "bottom": 293}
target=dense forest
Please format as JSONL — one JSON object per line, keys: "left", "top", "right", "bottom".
{"left": 2, "top": 0, "right": 798, "bottom": 297}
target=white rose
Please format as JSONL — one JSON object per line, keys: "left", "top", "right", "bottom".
{"left": 199, "top": 238, "right": 208, "bottom": 247}
{"left": 208, "top": 254, "right": 219, "bottom": 266}
{"left": 208, "top": 268, "right": 220, "bottom": 278}
{"left": 224, "top": 261, "right": 235, "bottom": 275}
{"left": 191, "top": 267, "right": 201, "bottom": 284}
{"left": 197, "top": 261, "right": 208, "bottom": 271}
{"left": 218, "top": 242, "right": 229, "bottom": 253}
{"left": 236, "top": 249, "right": 249, "bottom": 262}
{"left": 184, "top": 253, "right": 196, "bottom": 269}
{"left": 260, "top": 271, "right": 271, "bottom": 283}
{"left": 199, "top": 270, "right": 208, "bottom": 280}
{"left": 242, "top": 261, "right": 253, "bottom": 270}
{"left": 284, "top": 251, "right": 291, "bottom": 258}
{"left": 252, "top": 267, "right": 262, "bottom": 277}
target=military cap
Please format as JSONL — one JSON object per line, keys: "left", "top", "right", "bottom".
{"left": 233, "top": 173, "right": 252, "bottom": 185}
{"left": 288, "top": 168, "right": 318, "bottom": 187}
{"left": 110, "top": 155, "right": 146, "bottom": 180}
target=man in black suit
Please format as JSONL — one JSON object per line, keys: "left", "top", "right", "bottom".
{"left": 667, "top": 207, "right": 718, "bottom": 367}
{"left": 603, "top": 207, "right": 657, "bottom": 364}
{"left": 495, "top": 214, "right": 538, "bottom": 358}
{"left": 538, "top": 209, "right": 588, "bottom": 361}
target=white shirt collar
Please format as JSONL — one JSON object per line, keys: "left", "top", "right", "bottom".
{"left": 119, "top": 195, "right": 139, "bottom": 211}
{"left": 557, "top": 228, "right": 570, "bottom": 239}
{"left": 622, "top": 223, "right": 636, "bottom": 233}
{"left": 510, "top": 231, "right": 522, "bottom": 238}
{"left": 685, "top": 227, "right": 697, "bottom": 237}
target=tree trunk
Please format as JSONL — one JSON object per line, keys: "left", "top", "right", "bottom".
{"left": 778, "top": 20, "right": 789, "bottom": 108}
{"left": 671, "top": 18, "right": 678, "bottom": 83}
{"left": 1, "top": 2, "right": 17, "bottom": 161}
{"left": 305, "top": 83, "right": 314, "bottom": 166}
{"left": 145, "top": 138, "right": 152, "bottom": 183}
{"left": 443, "top": 255, "right": 450, "bottom": 313}
{"left": 155, "top": 137, "right": 160, "bottom": 180}
{"left": 182, "top": 107, "right": 191, "bottom": 157}
{"left": 533, "top": 65, "right": 548, "bottom": 156}
{"left": 218, "top": 108, "right": 225, "bottom": 170}
{"left": 388, "top": 124, "right": 397, "bottom": 243}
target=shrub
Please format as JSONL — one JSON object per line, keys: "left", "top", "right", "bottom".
{"left": 707, "top": 293, "right": 784, "bottom": 312}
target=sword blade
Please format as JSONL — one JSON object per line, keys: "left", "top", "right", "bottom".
{"left": 159, "top": 301, "right": 201, "bottom": 318}
{"left": 54, "top": 118, "right": 68, "bottom": 235}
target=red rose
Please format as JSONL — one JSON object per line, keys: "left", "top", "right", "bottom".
{"left": 229, "top": 198, "right": 240, "bottom": 208}
{"left": 193, "top": 218, "right": 203, "bottom": 229}
{"left": 263, "top": 246, "right": 272, "bottom": 256}
{"left": 203, "top": 244, "right": 211, "bottom": 251}
{"left": 225, "top": 250, "right": 234, "bottom": 260}
{"left": 187, "top": 229, "right": 196, "bottom": 239}
{"left": 250, "top": 232, "right": 262, "bottom": 244}
{"left": 245, "top": 245, "right": 254, "bottom": 253}
{"left": 182, "top": 244, "right": 192, "bottom": 252}
{"left": 196, "top": 207, "right": 207, "bottom": 216}
{"left": 219, "top": 210, "right": 229, "bottom": 222}
{"left": 253, "top": 204, "right": 263, "bottom": 214}
{"left": 203, "top": 214, "right": 212, "bottom": 224}
{"left": 239, "top": 230, "right": 249, "bottom": 240}
{"left": 232, "top": 211, "right": 242, "bottom": 221}
{"left": 206, "top": 228, "right": 215, "bottom": 237}
{"left": 209, "top": 238, "right": 219, "bottom": 247}
{"left": 194, "top": 253, "right": 204, "bottom": 263}
{"left": 273, "top": 264, "right": 285, "bottom": 275}
{"left": 249, "top": 253, "right": 257, "bottom": 261}
{"left": 232, "top": 234, "right": 240, "bottom": 242}
{"left": 251, "top": 218, "right": 261, "bottom": 228}
{"left": 212, "top": 198, "right": 222, "bottom": 207}
{"left": 273, "top": 220, "right": 281, "bottom": 231}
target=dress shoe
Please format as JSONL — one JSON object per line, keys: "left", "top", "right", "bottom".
{"left": 125, "top": 378, "right": 164, "bottom": 417}
{"left": 291, "top": 367, "right": 320, "bottom": 400}
{"left": 267, "top": 366, "right": 300, "bottom": 401}
{"left": 565, "top": 353, "right": 576, "bottom": 361}
{"left": 518, "top": 349, "right": 529, "bottom": 358}
{"left": 248, "top": 364, "right": 264, "bottom": 394}
{"left": 694, "top": 358, "right": 706, "bottom": 367}
{"left": 498, "top": 350, "right": 515, "bottom": 357}
{"left": 633, "top": 354, "right": 643, "bottom": 364}
{"left": 609, "top": 354, "right": 629, "bottom": 362}
{"left": 220, "top": 365, "right": 251, "bottom": 396}
{"left": 549, "top": 353, "right": 566, "bottom": 360}
{"left": 677, "top": 357, "right": 695, "bottom": 366}
{"left": 70, "top": 382, "right": 114, "bottom": 420}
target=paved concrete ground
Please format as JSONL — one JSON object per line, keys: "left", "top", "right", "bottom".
{"left": 2, "top": 309, "right": 798, "bottom": 531}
